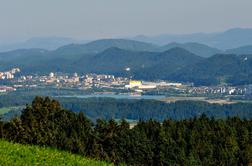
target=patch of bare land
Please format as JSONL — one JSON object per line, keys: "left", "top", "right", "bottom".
{"left": 160, "top": 97, "right": 237, "bottom": 104}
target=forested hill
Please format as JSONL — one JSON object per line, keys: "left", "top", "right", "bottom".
{"left": 226, "top": 45, "right": 252, "bottom": 55}
{"left": 0, "top": 46, "right": 203, "bottom": 79}
{"left": 0, "top": 97, "right": 251, "bottom": 165}
{"left": 169, "top": 54, "right": 252, "bottom": 85}
{"left": 133, "top": 47, "right": 203, "bottom": 80}
{"left": 77, "top": 47, "right": 203, "bottom": 79}
{"left": 2, "top": 38, "right": 252, "bottom": 85}
{"left": 156, "top": 42, "right": 221, "bottom": 58}
{"left": 55, "top": 38, "right": 158, "bottom": 54}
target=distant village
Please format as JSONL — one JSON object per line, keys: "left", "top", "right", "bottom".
{"left": 0, "top": 68, "right": 20, "bottom": 80}
{"left": 0, "top": 68, "right": 251, "bottom": 97}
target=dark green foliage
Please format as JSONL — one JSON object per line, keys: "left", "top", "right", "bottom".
{"left": 1, "top": 91, "right": 252, "bottom": 122}
{"left": 0, "top": 39, "right": 158, "bottom": 74}
{"left": 0, "top": 46, "right": 203, "bottom": 79}
{"left": 3, "top": 97, "right": 93, "bottom": 156}
{"left": 169, "top": 54, "right": 252, "bottom": 85}
{"left": 58, "top": 98, "right": 252, "bottom": 121}
{"left": 0, "top": 97, "right": 252, "bottom": 165}
{"left": 133, "top": 47, "right": 203, "bottom": 80}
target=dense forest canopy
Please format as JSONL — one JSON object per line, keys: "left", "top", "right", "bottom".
{"left": 58, "top": 97, "right": 252, "bottom": 121}
{"left": 1, "top": 91, "right": 252, "bottom": 122}
{"left": 0, "top": 97, "right": 251, "bottom": 165}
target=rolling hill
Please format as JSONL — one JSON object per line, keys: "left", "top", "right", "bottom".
{"left": 75, "top": 47, "right": 157, "bottom": 74}
{"left": 0, "top": 37, "right": 85, "bottom": 52}
{"left": 0, "top": 45, "right": 203, "bottom": 78}
{"left": 226, "top": 45, "right": 252, "bottom": 55}
{"left": 0, "top": 48, "right": 50, "bottom": 71}
{"left": 55, "top": 38, "right": 158, "bottom": 55}
{"left": 0, "top": 48, "right": 48, "bottom": 61}
{"left": 2, "top": 37, "right": 252, "bottom": 86}
{"left": 157, "top": 42, "right": 221, "bottom": 57}
{"left": 73, "top": 47, "right": 203, "bottom": 79}
{"left": 16, "top": 39, "right": 221, "bottom": 58}
{"left": 169, "top": 54, "right": 252, "bottom": 85}
{"left": 134, "top": 28, "right": 252, "bottom": 50}
{"left": 133, "top": 47, "right": 203, "bottom": 80}
{"left": 0, "top": 38, "right": 158, "bottom": 65}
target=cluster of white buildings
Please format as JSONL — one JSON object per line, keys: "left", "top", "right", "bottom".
{"left": 20, "top": 72, "right": 129, "bottom": 89}
{"left": 187, "top": 86, "right": 246, "bottom": 95}
{"left": 9, "top": 71, "right": 185, "bottom": 92}
{"left": 0, "top": 86, "right": 16, "bottom": 93}
{"left": 82, "top": 74, "right": 128, "bottom": 89}
{"left": 0, "top": 68, "right": 20, "bottom": 80}
{"left": 45, "top": 72, "right": 80, "bottom": 84}
{"left": 125, "top": 80, "right": 183, "bottom": 92}
{"left": 3, "top": 69, "right": 250, "bottom": 97}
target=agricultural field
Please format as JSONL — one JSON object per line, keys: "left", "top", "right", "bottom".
{"left": 0, "top": 107, "right": 14, "bottom": 115}
{"left": 0, "top": 140, "right": 113, "bottom": 166}
{"left": 160, "top": 96, "right": 237, "bottom": 104}
{"left": 0, "top": 106, "right": 23, "bottom": 115}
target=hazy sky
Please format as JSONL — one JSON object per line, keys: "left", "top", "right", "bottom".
{"left": 1, "top": 0, "right": 252, "bottom": 41}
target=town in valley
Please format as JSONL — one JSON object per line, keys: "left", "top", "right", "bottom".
{"left": 1, "top": 68, "right": 251, "bottom": 103}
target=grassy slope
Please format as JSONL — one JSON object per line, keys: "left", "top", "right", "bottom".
{"left": 0, "top": 140, "right": 112, "bottom": 166}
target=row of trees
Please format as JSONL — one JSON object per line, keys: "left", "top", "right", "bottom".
{"left": 2, "top": 91, "right": 252, "bottom": 122}
{"left": 58, "top": 97, "right": 252, "bottom": 121}
{"left": 0, "top": 97, "right": 251, "bottom": 165}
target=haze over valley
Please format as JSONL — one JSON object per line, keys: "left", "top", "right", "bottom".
{"left": 1, "top": 0, "right": 252, "bottom": 165}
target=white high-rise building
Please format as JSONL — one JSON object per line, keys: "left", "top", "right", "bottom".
{"left": 73, "top": 73, "right": 78, "bottom": 77}
{"left": 49, "top": 72, "right": 54, "bottom": 78}
{"left": 6, "top": 73, "right": 14, "bottom": 79}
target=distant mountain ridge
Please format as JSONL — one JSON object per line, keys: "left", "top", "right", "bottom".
{"left": 1, "top": 37, "right": 252, "bottom": 86}
{"left": 133, "top": 28, "right": 252, "bottom": 50}
{"left": 225, "top": 45, "right": 252, "bottom": 55}
{"left": 54, "top": 39, "right": 222, "bottom": 57}
{"left": 156, "top": 42, "right": 221, "bottom": 58}
{"left": 77, "top": 47, "right": 203, "bottom": 79}
{"left": 0, "top": 37, "right": 87, "bottom": 52}
{"left": 0, "top": 46, "right": 203, "bottom": 80}
{"left": 1, "top": 27, "right": 252, "bottom": 52}
{"left": 54, "top": 39, "right": 158, "bottom": 55}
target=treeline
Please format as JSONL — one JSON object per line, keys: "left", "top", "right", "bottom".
{"left": 1, "top": 93, "right": 252, "bottom": 122}
{"left": 0, "top": 97, "right": 251, "bottom": 165}
{"left": 58, "top": 98, "right": 252, "bottom": 121}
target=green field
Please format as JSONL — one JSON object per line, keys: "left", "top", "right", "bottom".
{"left": 0, "top": 140, "right": 113, "bottom": 166}
{"left": 0, "top": 106, "right": 23, "bottom": 115}
{"left": 0, "top": 107, "right": 13, "bottom": 115}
